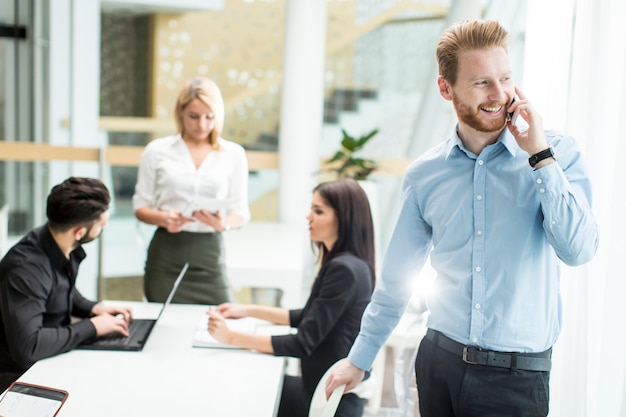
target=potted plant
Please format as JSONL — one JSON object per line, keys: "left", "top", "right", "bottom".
{"left": 321, "top": 128, "right": 379, "bottom": 180}
{"left": 321, "top": 127, "right": 382, "bottom": 275}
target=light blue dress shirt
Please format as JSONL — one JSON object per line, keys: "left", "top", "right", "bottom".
{"left": 348, "top": 128, "right": 599, "bottom": 371}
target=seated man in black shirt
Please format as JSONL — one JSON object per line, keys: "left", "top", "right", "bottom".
{"left": 0, "top": 177, "right": 134, "bottom": 391}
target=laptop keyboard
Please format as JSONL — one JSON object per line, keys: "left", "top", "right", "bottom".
{"left": 92, "top": 320, "right": 150, "bottom": 346}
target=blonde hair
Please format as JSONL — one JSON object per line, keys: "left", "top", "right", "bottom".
{"left": 436, "top": 19, "right": 509, "bottom": 85}
{"left": 174, "top": 77, "right": 225, "bottom": 148}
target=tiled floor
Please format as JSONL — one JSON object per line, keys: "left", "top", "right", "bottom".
{"left": 102, "top": 275, "right": 144, "bottom": 301}
{"left": 102, "top": 275, "right": 282, "bottom": 305}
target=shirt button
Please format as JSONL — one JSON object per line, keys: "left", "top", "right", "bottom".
{"left": 478, "top": 160, "right": 484, "bottom": 165}
{"left": 475, "top": 304, "right": 481, "bottom": 309}
{"left": 475, "top": 266, "right": 482, "bottom": 272}
{"left": 472, "top": 337, "right": 478, "bottom": 343}
{"left": 476, "top": 230, "right": 483, "bottom": 236}
{"left": 536, "top": 178, "right": 543, "bottom": 184}
{"left": 476, "top": 195, "right": 483, "bottom": 201}
{"left": 539, "top": 188, "right": 546, "bottom": 193}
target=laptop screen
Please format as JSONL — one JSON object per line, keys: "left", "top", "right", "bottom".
{"left": 156, "top": 262, "right": 189, "bottom": 320}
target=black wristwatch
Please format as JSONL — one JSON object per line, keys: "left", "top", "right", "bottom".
{"left": 528, "top": 147, "right": 555, "bottom": 168}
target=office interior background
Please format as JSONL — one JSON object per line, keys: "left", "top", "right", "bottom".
{"left": 0, "top": 0, "right": 624, "bottom": 415}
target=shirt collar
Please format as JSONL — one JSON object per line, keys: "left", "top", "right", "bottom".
{"left": 38, "top": 224, "right": 87, "bottom": 272}
{"left": 498, "top": 129, "right": 520, "bottom": 157}
{"left": 175, "top": 133, "right": 224, "bottom": 147}
{"left": 444, "top": 128, "right": 464, "bottom": 159}
{"left": 446, "top": 125, "right": 520, "bottom": 159}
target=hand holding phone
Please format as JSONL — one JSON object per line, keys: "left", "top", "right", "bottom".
{"left": 507, "top": 97, "right": 518, "bottom": 125}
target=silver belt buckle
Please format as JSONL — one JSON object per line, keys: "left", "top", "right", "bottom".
{"left": 463, "top": 346, "right": 477, "bottom": 364}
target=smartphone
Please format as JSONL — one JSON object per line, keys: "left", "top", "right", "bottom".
{"left": 507, "top": 97, "right": 518, "bottom": 125}
{"left": 0, "top": 382, "right": 68, "bottom": 417}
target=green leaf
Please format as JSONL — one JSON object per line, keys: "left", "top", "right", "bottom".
{"left": 323, "top": 128, "right": 380, "bottom": 180}
{"left": 356, "top": 129, "right": 379, "bottom": 148}
{"left": 341, "top": 136, "right": 357, "bottom": 151}
{"left": 364, "top": 128, "right": 379, "bottom": 140}
{"left": 326, "top": 150, "right": 346, "bottom": 163}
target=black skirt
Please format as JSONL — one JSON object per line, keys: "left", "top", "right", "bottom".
{"left": 143, "top": 228, "right": 231, "bottom": 304}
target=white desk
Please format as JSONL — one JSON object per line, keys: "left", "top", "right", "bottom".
{"left": 17, "top": 302, "right": 286, "bottom": 417}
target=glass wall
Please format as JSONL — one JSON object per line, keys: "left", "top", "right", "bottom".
{"left": 100, "top": 11, "right": 152, "bottom": 216}
{"left": 0, "top": 0, "right": 40, "bottom": 236}
{"left": 98, "top": 2, "right": 287, "bottom": 222}
{"left": 0, "top": 0, "right": 528, "bottom": 297}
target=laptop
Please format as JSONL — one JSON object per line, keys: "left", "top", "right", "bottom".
{"left": 78, "top": 262, "right": 189, "bottom": 352}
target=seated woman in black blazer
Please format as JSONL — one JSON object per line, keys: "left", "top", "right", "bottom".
{"left": 208, "top": 178, "right": 375, "bottom": 417}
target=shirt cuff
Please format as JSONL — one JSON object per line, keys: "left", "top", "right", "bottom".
{"left": 347, "top": 335, "right": 380, "bottom": 372}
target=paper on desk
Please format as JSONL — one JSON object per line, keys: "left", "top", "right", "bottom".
{"left": 192, "top": 315, "right": 258, "bottom": 349}
{"left": 192, "top": 315, "right": 293, "bottom": 349}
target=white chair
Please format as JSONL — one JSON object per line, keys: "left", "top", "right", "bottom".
{"left": 308, "top": 360, "right": 346, "bottom": 417}
{"left": 367, "top": 309, "right": 428, "bottom": 414}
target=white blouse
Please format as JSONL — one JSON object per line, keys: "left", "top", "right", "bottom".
{"left": 132, "top": 134, "right": 250, "bottom": 232}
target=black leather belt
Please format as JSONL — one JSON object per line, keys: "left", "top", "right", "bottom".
{"left": 425, "top": 329, "right": 552, "bottom": 372}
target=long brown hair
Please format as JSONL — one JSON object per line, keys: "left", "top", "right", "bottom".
{"left": 313, "top": 178, "right": 376, "bottom": 287}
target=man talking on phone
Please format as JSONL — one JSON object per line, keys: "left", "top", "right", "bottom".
{"left": 326, "top": 19, "right": 599, "bottom": 417}
{"left": 0, "top": 177, "right": 133, "bottom": 391}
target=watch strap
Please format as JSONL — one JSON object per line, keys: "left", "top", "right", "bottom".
{"left": 528, "top": 147, "right": 554, "bottom": 168}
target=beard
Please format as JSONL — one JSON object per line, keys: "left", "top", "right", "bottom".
{"left": 452, "top": 94, "right": 507, "bottom": 133}
{"left": 76, "top": 225, "right": 98, "bottom": 246}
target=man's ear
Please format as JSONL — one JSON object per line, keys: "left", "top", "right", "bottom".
{"left": 73, "top": 226, "right": 87, "bottom": 241}
{"left": 438, "top": 76, "right": 453, "bottom": 101}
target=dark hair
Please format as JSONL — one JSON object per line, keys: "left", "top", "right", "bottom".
{"left": 47, "top": 177, "right": 111, "bottom": 232}
{"left": 437, "top": 19, "right": 509, "bottom": 85}
{"left": 313, "top": 178, "right": 376, "bottom": 287}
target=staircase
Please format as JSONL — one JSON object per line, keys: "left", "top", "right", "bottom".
{"left": 323, "top": 87, "right": 379, "bottom": 124}
{"left": 245, "top": 87, "right": 379, "bottom": 153}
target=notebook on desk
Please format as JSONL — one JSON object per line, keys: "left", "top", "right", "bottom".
{"left": 192, "top": 314, "right": 291, "bottom": 349}
{"left": 78, "top": 262, "right": 189, "bottom": 352}
{"left": 192, "top": 315, "right": 257, "bottom": 349}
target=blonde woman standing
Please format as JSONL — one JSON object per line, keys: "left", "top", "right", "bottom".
{"left": 133, "top": 77, "right": 250, "bottom": 304}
